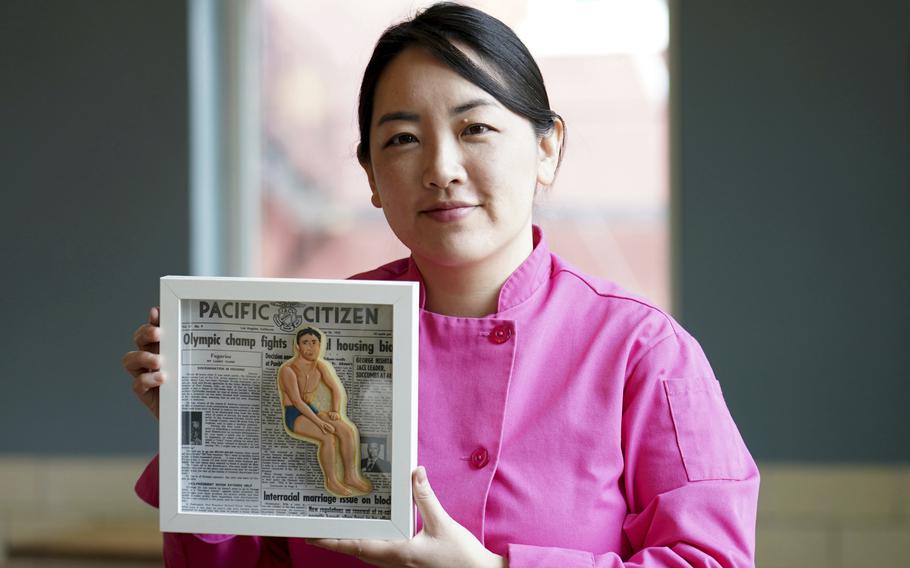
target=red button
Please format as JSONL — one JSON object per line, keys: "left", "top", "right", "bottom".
{"left": 469, "top": 447, "right": 489, "bottom": 469}
{"left": 489, "top": 324, "right": 512, "bottom": 344}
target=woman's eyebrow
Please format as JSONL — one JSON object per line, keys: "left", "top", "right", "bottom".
{"left": 377, "top": 111, "right": 419, "bottom": 126}
{"left": 450, "top": 98, "right": 495, "bottom": 116}
{"left": 376, "top": 98, "right": 496, "bottom": 127}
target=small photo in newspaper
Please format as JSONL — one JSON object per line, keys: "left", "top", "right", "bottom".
{"left": 178, "top": 299, "right": 394, "bottom": 521}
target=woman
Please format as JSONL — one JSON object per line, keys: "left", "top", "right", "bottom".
{"left": 123, "top": 3, "right": 759, "bottom": 566}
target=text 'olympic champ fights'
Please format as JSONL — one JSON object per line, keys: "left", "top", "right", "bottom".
{"left": 182, "top": 333, "right": 388, "bottom": 354}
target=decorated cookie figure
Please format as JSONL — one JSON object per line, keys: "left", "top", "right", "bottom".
{"left": 278, "top": 326, "right": 372, "bottom": 497}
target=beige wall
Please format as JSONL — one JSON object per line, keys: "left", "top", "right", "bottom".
{"left": 757, "top": 465, "right": 910, "bottom": 567}
{"left": 0, "top": 457, "right": 157, "bottom": 562}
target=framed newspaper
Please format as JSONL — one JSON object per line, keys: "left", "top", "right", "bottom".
{"left": 159, "top": 276, "right": 418, "bottom": 539}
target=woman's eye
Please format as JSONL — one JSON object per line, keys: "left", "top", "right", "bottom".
{"left": 463, "top": 123, "right": 491, "bottom": 136}
{"left": 386, "top": 133, "right": 418, "bottom": 147}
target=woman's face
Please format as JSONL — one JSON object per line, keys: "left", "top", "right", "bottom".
{"left": 362, "top": 47, "right": 560, "bottom": 272}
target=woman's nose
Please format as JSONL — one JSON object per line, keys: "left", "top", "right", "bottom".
{"left": 421, "top": 136, "right": 466, "bottom": 190}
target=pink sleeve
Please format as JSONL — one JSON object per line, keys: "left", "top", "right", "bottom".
{"left": 134, "top": 454, "right": 277, "bottom": 567}
{"left": 134, "top": 454, "right": 160, "bottom": 507}
{"left": 508, "top": 331, "right": 759, "bottom": 568}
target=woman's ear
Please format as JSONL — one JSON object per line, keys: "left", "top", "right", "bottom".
{"left": 361, "top": 160, "right": 382, "bottom": 208}
{"left": 536, "top": 116, "right": 565, "bottom": 187}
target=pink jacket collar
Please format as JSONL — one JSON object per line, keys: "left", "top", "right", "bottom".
{"left": 401, "top": 225, "right": 552, "bottom": 315}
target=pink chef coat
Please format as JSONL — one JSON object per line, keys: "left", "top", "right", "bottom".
{"left": 136, "top": 227, "right": 759, "bottom": 566}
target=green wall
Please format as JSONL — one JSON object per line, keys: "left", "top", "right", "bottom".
{"left": 2, "top": 0, "right": 907, "bottom": 461}
{"left": 0, "top": 0, "right": 188, "bottom": 453}
{"left": 676, "top": 1, "right": 910, "bottom": 461}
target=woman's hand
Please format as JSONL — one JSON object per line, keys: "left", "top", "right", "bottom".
{"left": 309, "top": 467, "right": 506, "bottom": 568}
{"left": 328, "top": 411, "right": 341, "bottom": 421}
{"left": 121, "top": 307, "right": 164, "bottom": 419}
{"left": 319, "top": 420, "right": 336, "bottom": 434}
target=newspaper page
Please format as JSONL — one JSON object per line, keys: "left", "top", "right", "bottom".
{"left": 178, "top": 299, "right": 394, "bottom": 520}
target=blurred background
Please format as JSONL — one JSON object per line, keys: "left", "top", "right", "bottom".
{"left": 1, "top": 0, "right": 907, "bottom": 566}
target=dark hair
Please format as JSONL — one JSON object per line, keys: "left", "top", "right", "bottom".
{"left": 356, "top": 2, "right": 564, "bottom": 170}
{"left": 296, "top": 327, "right": 322, "bottom": 343}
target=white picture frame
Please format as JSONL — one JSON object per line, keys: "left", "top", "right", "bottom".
{"left": 159, "top": 276, "right": 418, "bottom": 539}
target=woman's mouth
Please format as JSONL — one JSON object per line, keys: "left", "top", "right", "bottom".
{"left": 422, "top": 202, "right": 478, "bottom": 222}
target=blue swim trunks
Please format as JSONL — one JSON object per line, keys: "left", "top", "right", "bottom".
{"left": 284, "top": 403, "right": 319, "bottom": 430}
{"left": 284, "top": 405, "right": 301, "bottom": 430}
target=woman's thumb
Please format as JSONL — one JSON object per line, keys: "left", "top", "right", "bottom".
{"left": 413, "top": 466, "right": 447, "bottom": 533}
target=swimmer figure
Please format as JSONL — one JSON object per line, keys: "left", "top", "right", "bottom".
{"left": 278, "top": 327, "right": 372, "bottom": 497}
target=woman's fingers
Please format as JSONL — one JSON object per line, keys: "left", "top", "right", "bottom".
{"left": 133, "top": 323, "right": 161, "bottom": 352}
{"left": 132, "top": 370, "right": 165, "bottom": 395}
{"left": 122, "top": 350, "right": 162, "bottom": 377}
{"left": 308, "top": 538, "right": 404, "bottom": 566}
{"left": 132, "top": 375, "right": 161, "bottom": 418}
{"left": 123, "top": 308, "right": 164, "bottom": 419}
{"left": 132, "top": 307, "right": 161, "bottom": 350}
{"left": 309, "top": 467, "right": 500, "bottom": 568}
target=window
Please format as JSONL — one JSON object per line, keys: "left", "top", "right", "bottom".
{"left": 250, "top": 0, "right": 669, "bottom": 307}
